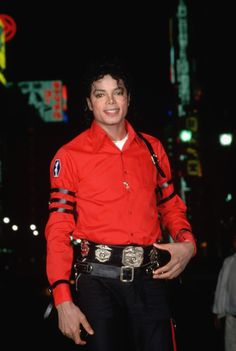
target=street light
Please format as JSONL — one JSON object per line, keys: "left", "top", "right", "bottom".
{"left": 179, "top": 129, "right": 192, "bottom": 142}
{"left": 219, "top": 133, "right": 233, "bottom": 146}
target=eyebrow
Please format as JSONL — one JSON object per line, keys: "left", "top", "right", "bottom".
{"left": 92, "top": 86, "right": 124, "bottom": 93}
{"left": 92, "top": 88, "right": 105, "bottom": 92}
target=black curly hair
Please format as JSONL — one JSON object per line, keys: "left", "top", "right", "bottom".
{"left": 79, "top": 55, "right": 135, "bottom": 127}
{"left": 82, "top": 55, "right": 133, "bottom": 99}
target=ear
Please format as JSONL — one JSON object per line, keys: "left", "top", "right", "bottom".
{"left": 128, "top": 94, "right": 131, "bottom": 106}
{"left": 86, "top": 98, "right": 93, "bottom": 111}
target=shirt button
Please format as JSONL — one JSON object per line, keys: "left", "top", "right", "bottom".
{"left": 123, "top": 181, "right": 130, "bottom": 189}
{"left": 130, "top": 233, "right": 134, "bottom": 236}
{"left": 128, "top": 210, "right": 132, "bottom": 215}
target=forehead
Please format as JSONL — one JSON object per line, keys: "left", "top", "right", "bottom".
{"left": 92, "top": 75, "right": 125, "bottom": 90}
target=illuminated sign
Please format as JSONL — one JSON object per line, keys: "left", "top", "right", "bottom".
{"left": 0, "top": 14, "right": 17, "bottom": 42}
{"left": 14, "top": 80, "right": 67, "bottom": 122}
{"left": 185, "top": 115, "right": 202, "bottom": 176}
{"left": 0, "top": 18, "right": 6, "bottom": 85}
{"left": 0, "top": 14, "right": 16, "bottom": 85}
{"left": 176, "top": 0, "right": 190, "bottom": 117}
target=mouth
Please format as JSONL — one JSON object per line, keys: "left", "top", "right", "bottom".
{"left": 104, "top": 108, "right": 120, "bottom": 115}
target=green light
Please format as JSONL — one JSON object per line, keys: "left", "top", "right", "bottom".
{"left": 179, "top": 130, "right": 192, "bottom": 142}
{"left": 225, "top": 193, "right": 232, "bottom": 202}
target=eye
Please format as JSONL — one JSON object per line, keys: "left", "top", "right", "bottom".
{"left": 95, "top": 92, "right": 104, "bottom": 98}
{"left": 114, "top": 88, "right": 124, "bottom": 96}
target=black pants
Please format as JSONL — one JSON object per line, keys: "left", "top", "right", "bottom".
{"left": 76, "top": 274, "right": 176, "bottom": 351}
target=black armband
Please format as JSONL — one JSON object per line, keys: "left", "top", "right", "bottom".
{"left": 48, "top": 279, "right": 71, "bottom": 294}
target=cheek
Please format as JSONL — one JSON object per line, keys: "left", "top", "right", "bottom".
{"left": 91, "top": 101, "right": 104, "bottom": 114}
{"left": 92, "top": 101, "right": 100, "bottom": 109}
{"left": 121, "top": 101, "right": 129, "bottom": 113}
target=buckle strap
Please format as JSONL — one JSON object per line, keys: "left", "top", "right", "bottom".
{"left": 74, "top": 261, "right": 155, "bottom": 282}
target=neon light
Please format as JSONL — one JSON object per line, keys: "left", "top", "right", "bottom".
{"left": 176, "top": 0, "right": 190, "bottom": 117}
{"left": 0, "top": 14, "right": 17, "bottom": 42}
{"left": 17, "top": 80, "right": 65, "bottom": 122}
{"left": 169, "top": 18, "right": 176, "bottom": 84}
{"left": 0, "top": 18, "right": 6, "bottom": 85}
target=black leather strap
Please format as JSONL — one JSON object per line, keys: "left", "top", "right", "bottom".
{"left": 137, "top": 132, "right": 166, "bottom": 178}
{"left": 74, "top": 261, "right": 153, "bottom": 281}
{"left": 48, "top": 279, "right": 71, "bottom": 294}
{"left": 49, "top": 208, "right": 76, "bottom": 214}
{"left": 50, "top": 188, "right": 76, "bottom": 197}
{"left": 49, "top": 198, "right": 76, "bottom": 207}
{"left": 157, "top": 191, "right": 176, "bottom": 205}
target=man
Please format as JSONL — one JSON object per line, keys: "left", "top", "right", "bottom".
{"left": 212, "top": 232, "right": 236, "bottom": 351}
{"left": 45, "top": 57, "right": 196, "bottom": 350}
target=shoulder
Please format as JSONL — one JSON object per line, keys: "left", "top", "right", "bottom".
{"left": 138, "top": 131, "right": 166, "bottom": 155}
{"left": 65, "top": 129, "right": 90, "bottom": 150}
{"left": 52, "top": 128, "right": 90, "bottom": 160}
{"left": 222, "top": 254, "right": 235, "bottom": 267}
{"left": 138, "top": 131, "right": 162, "bottom": 146}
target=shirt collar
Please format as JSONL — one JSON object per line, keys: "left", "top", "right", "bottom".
{"left": 89, "top": 119, "right": 142, "bottom": 152}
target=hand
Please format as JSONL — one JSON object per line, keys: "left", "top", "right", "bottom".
{"left": 56, "top": 301, "right": 94, "bottom": 345}
{"left": 152, "top": 241, "right": 195, "bottom": 279}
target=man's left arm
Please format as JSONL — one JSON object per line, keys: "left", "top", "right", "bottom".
{"left": 153, "top": 141, "right": 197, "bottom": 278}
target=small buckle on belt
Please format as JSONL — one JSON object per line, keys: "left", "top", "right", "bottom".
{"left": 74, "top": 262, "right": 93, "bottom": 274}
{"left": 120, "top": 266, "right": 134, "bottom": 282}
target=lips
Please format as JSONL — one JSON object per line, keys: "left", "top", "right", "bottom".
{"left": 104, "top": 108, "right": 119, "bottom": 113}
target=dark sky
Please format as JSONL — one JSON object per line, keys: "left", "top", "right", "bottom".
{"left": 1, "top": 0, "right": 234, "bottom": 129}
{"left": 3, "top": 2, "right": 173, "bottom": 82}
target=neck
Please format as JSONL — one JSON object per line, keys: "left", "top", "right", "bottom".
{"left": 97, "top": 121, "right": 127, "bottom": 141}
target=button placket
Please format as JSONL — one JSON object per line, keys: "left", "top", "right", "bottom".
{"left": 121, "top": 154, "right": 130, "bottom": 191}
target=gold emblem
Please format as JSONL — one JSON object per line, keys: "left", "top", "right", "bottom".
{"left": 122, "top": 246, "right": 144, "bottom": 267}
{"left": 95, "top": 245, "right": 112, "bottom": 263}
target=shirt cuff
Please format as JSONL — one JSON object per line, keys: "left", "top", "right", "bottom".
{"left": 53, "top": 283, "right": 73, "bottom": 306}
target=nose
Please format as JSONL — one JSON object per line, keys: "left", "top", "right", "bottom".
{"left": 107, "top": 95, "right": 115, "bottom": 104}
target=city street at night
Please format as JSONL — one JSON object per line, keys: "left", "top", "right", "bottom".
{"left": 1, "top": 1, "right": 235, "bottom": 350}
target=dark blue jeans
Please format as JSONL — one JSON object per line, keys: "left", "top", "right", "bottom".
{"left": 76, "top": 274, "right": 176, "bottom": 351}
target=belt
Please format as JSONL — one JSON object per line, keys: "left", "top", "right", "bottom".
{"left": 74, "top": 261, "right": 156, "bottom": 282}
{"left": 73, "top": 240, "right": 171, "bottom": 283}
{"left": 73, "top": 240, "right": 171, "bottom": 268}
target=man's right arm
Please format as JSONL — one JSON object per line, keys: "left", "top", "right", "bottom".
{"left": 45, "top": 147, "right": 78, "bottom": 305}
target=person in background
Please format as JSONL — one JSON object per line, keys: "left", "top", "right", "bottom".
{"left": 45, "top": 56, "right": 197, "bottom": 351}
{"left": 212, "top": 231, "right": 236, "bottom": 351}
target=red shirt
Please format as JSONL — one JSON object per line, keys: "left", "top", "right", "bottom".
{"left": 45, "top": 120, "right": 196, "bottom": 305}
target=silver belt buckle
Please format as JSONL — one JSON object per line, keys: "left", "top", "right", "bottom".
{"left": 120, "top": 266, "right": 134, "bottom": 282}
{"left": 95, "top": 245, "right": 112, "bottom": 263}
{"left": 122, "top": 246, "right": 144, "bottom": 267}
